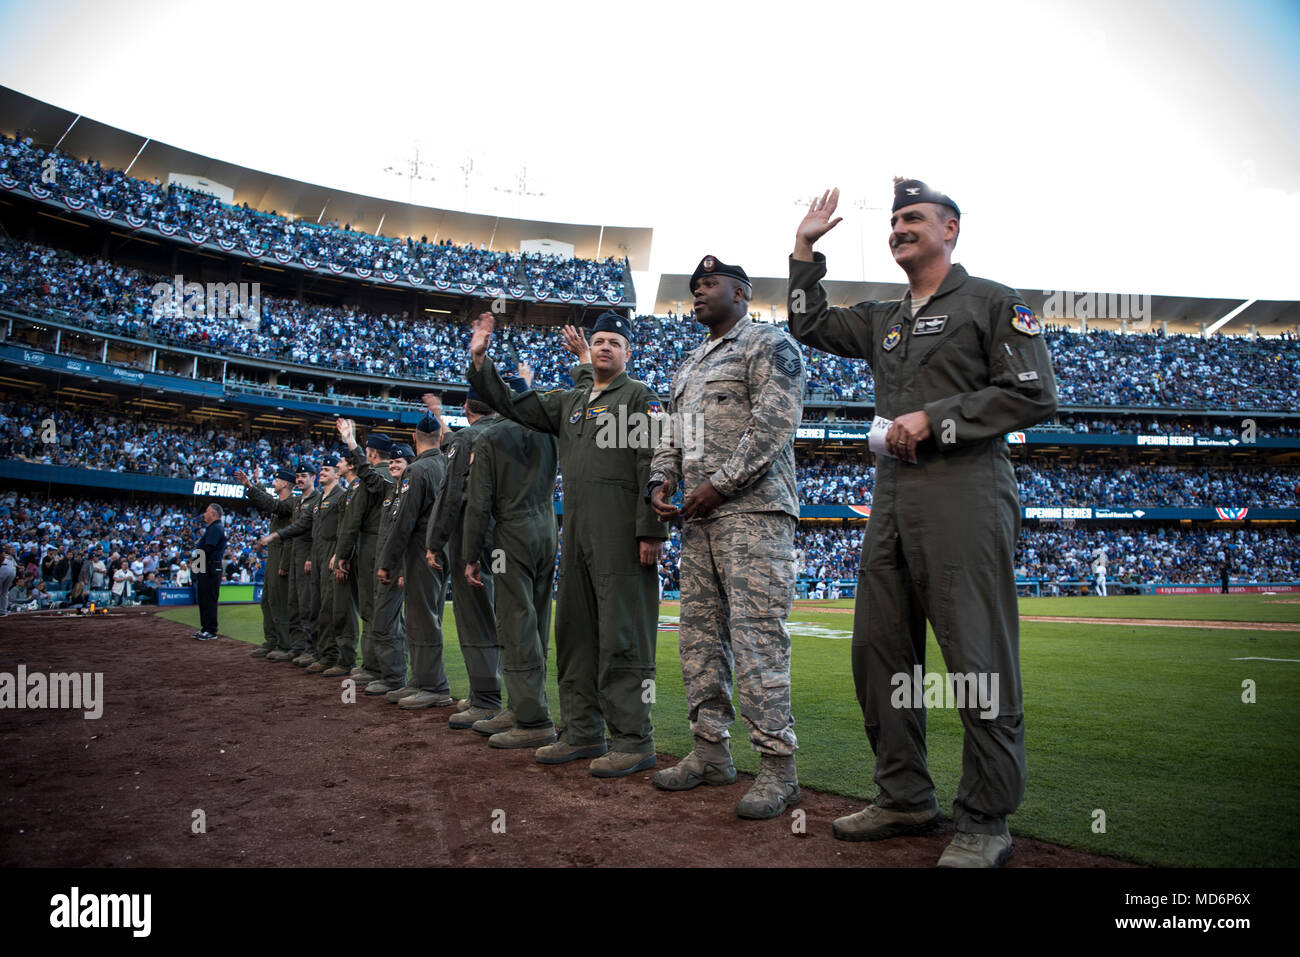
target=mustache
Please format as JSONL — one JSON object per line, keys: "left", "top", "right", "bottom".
{"left": 890, "top": 234, "right": 917, "bottom": 249}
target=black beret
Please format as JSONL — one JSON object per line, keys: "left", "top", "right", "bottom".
{"left": 505, "top": 376, "right": 530, "bottom": 394}
{"left": 892, "top": 179, "right": 960, "bottom": 217}
{"left": 365, "top": 431, "right": 394, "bottom": 453}
{"left": 295, "top": 461, "right": 316, "bottom": 475}
{"left": 689, "top": 255, "right": 751, "bottom": 295}
{"left": 275, "top": 467, "right": 296, "bottom": 482}
{"left": 390, "top": 443, "right": 415, "bottom": 461}
{"left": 591, "top": 310, "right": 632, "bottom": 343}
{"left": 416, "top": 414, "right": 440, "bottom": 435}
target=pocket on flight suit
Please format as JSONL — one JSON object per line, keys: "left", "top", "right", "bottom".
{"left": 933, "top": 560, "right": 963, "bottom": 649}
{"left": 752, "top": 540, "right": 796, "bottom": 621}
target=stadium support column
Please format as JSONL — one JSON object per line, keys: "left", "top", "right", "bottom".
{"left": 149, "top": 349, "right": 157, "bottom": 372}
{"left": 53, "top": 329, "right": 61, "bottom": 353}
{"left": 101, "top": 341, "right": 108, "bottom": 362}
{"left": 192, "top": 355, "right": 199, "bottom": 378}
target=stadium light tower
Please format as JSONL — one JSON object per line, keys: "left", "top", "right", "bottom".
{"left": 383, "top": 146, "right": 436, "bottom": 202}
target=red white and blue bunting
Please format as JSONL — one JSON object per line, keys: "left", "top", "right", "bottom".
{"left": 189, "top": 230, "right": 210, "bottom": 245}
{"left": 157, "top": 222, "right": 178, "bottom": 236}
{"left": 126, "top": 213, "right": 147, "bottom": 230}
{"left": 301, "top": 256, "right": 318, "bottom": 269}
{"left": 93, "top": 206, "right": 116, "bottom": 220}
{"left": 29, "top": 183, "right": 52, "bottom": 199}
{"left": 274, "top": 251, "right": 295, "bottom": 264}
{"left": 62, "top": 195, "right": 86, "bottom": 210}
{"left": 0, "top": 174, "right": 17, "bottom": 190}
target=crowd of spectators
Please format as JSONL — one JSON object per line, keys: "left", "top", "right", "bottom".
{"left": 793, "top": 522, "right": 1299, "bottom": 584}
{"left": 1048, "top": 329, "right": 1300, "bottom": 411}
{"left": 1015, "top": 463, "right": 1300, "bottom": 508}
{"left": 0, "top": 492, "right": 264, "bottom": 609}
{"left": 1015, "top": 525, "right": 1299, "bottom": 585}
{"left": 5, "top": 233, "right": 1300, "bottom": 410}
{"left": 5, "top": 399, "right": 1298, "bottom": 508}
{"left": 2, "top": 489, "right": 1296, "bottom": 614}
{"left": 0, "top": 399, "right": 331, "bottom": 486}
{"left": 1, "top": 132, "right": 626, "bottom": 299}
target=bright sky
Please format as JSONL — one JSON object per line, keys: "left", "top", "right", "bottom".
{"left": 1, "top": 0, "right": 1297, "bottom": 304}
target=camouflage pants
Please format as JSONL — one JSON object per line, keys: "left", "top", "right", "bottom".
{"left": 677, "top": 512, "right": 797, "bottom": 756}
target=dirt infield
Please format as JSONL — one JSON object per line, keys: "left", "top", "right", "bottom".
{"left": 0, "top": 608, "right": 1128, "bottom": 868}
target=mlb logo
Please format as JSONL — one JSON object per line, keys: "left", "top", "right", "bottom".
{"left": 1007, "top": 432, "right": 1026, "bottom": 444}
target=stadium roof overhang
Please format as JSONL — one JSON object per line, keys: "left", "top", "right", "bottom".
{"left": 0, "top": 85, "right": 653, "bottom": 269}
{"left": 652, "top": 275, "right": 1300, "bottom": 335}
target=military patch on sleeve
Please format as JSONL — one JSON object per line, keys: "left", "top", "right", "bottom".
{"left": 401, "top": 478, "right": 411, "bottom": 493}
{"left": 569, "top": 408, "right": 582, "bottom": 424}
{"left": 882, "top": 322, "right": 903, "bottom": 351}
{"left": 447, "top": 445, "right": 457, "bottom": 460}
{"left": 647, "top": 401, "right": 664, "bottom": 416}
{"left": 1011, "top": 304, "right": 1042, "bottom": 336}
{"left": 771, "top": 339, "right": 803, "bottom": 377}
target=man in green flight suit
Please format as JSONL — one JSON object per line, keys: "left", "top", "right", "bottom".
{"left": 377, "top": 415, "right": 454, "bottom": 710}
{"left": 468, "top": 311, "right": 668, "bottom": 778}
{"left": 263, "top": 462, "right": 319, "bottom": 667}
{"left": 335, "top": 429, "right": 392, "bottom": 684}
{"left": 425, "top": 385, "right": 508, "bottom": 730}
{"left": 339, "top": 419, "right": 413, "bottom": 697}
{"left": 786, "top": 180, "right": 1058, "bottom": 867}
{"left": 459, "top": 375, "right": 560, "bottom": 748}
{"left": 271, "top": 454, "right": 348, "bottom": 675}
{"left": 237, "top": 465, "right": 296, "bottom": 660}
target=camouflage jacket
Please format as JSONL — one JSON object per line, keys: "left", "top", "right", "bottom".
{"left": 651, "top": 317, "right": 805, "bottom": 521}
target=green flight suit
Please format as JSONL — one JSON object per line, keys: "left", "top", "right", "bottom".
{"left": 245, "top": 484, "right": 294, "bottom": 652}
{"left": 378, "top": 446, "right": 450, "bottom": 695}
{"left": 337, "top": 474, "right": 382, "bottom": 674}
{"left": 462, "top": 417, "right": 560, "bottom": 730}
{"left": 427, "top": 415, "right": 504, "bottom": 711}
{"left": 282, "top": 486, "right": 320, "bottom": 657}
{"left": 787, "top": 254, "right": 1059, "bottom": 835}
{"left": 282, "top": 483, "right": 349, "bottom": 668}
{"left": 468, "top": 356, "right": 668, "bottom": 755}
{"left": 351, "top": 446, "right": 407, "bottom": 687}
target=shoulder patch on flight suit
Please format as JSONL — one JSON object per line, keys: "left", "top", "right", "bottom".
{"left": 447, "top": 445, "right": 457, "bottom": 460}
{"left": 647, "top": 400, "right": 664, "bottom": 416}
{"left": 401, "top": 478, "right": 411, "bottom": 493}
{"left": 1011, "top": 304, "right": 1042, "bottom": 336}
{"left": 882, "top": 322, "right": 903, "bottom": 351}
{"left": 771, "top": 338, "right": 802, "bottom": 377}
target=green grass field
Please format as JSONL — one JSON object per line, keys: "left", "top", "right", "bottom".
{"left": 161, "top": 593, "right": 1300, "bottom": 867}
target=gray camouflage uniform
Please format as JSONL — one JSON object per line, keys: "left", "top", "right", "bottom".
{"left": 650, "top": 317, "right": 806, "bottom": 756}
